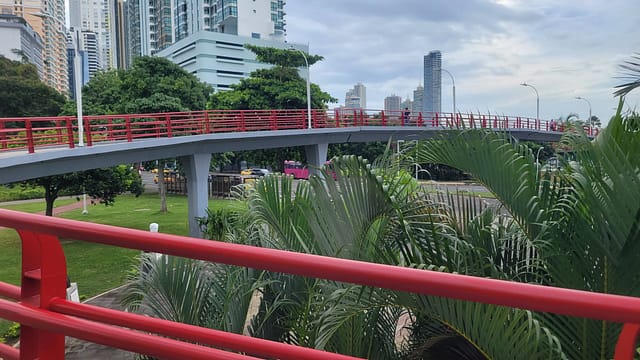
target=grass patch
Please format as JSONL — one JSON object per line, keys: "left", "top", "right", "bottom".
{"left": 0, "top": 193, "right": 236, "bottom": 340}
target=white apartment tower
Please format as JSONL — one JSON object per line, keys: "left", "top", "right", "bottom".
{"left": 136, "top": 0, "right": 285, "bottom": 58}
{"left": 69, "top": 0, "right": 117, "bottom": 70}
{"left": 345, "top": 82, "right": 366, "bottom": 109}
{"left": 412, "top": 84, "right": 423, "bottom": 114}
{"left": 384, "top": 94, "right": 401, "bottom": 113}
{"left": 0, "top": 0, "right": 68, "bottom": 93}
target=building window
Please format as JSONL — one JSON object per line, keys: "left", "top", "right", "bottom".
{"left": 251, "top": 32, "right": 260, "bottom": 39}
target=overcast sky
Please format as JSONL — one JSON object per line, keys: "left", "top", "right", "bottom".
{"left": 284, "top": 0, "right": 640, "bottom": 125}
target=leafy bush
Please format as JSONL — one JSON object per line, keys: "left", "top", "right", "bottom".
{"left": 0, "top": 184, "right": 45, "bottom": 202}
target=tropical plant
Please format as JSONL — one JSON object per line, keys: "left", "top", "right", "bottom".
{"left": 614, "top": 52, "right": 640, "bottom": 97}
{"left": 407, "top": 98, "right": 640, "bottom": 359}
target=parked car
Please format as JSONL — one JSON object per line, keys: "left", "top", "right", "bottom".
{"left": 154, "top": 171, "right": 178, "bottom": 183}
{"left": 251, "top": 168, "right": 270, "bottom": 177}
{"left": 241, "top": 168, "right": 270, "bottom": 177}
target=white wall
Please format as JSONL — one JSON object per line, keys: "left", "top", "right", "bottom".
{"left": 237, "top": 0, "right": 273, "bottom": 39}
{"left": 0, "top": 27, "right": 22, "bottom": 60}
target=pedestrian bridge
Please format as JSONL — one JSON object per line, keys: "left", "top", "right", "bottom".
{"left": 0, "top": 108, "right": 592, "bottom": 184}
{"left": 0, "top": 108, "right": 595, "bottom": 237}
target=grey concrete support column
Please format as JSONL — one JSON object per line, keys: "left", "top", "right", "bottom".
{"left": 304, "top": 143, "right": 328, "bottom": 177}
{"left": 181, "top": 153, "right": 211, "bottom": 238}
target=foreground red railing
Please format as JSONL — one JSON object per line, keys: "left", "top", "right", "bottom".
{"left": 0, "top": 208, "right": 634, "bottom": 359}
{"left": 0, "top": 109, "right": 600, "bottom": 154}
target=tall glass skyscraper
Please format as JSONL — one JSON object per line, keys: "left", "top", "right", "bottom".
{"left": 423, "top": 50, "right": 441, "bottom": 113}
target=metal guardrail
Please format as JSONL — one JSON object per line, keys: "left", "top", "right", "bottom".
{"left": 0, "top": 109, "right": 599, "bottom": 154}
{"left": 0, "top": 208, "right": 636, "bottom": 359}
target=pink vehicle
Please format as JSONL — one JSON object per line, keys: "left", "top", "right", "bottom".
{"left": 283, "top": 160, "right": 309, "bottom": 179}
{"left": 284, "top": 160, "right": 336, "bottom": 179}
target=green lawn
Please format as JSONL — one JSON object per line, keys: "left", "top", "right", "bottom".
{"left": 0, "top": 193, "right": 235, "bottom": 340}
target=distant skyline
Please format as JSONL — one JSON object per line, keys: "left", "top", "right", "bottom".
{"left": 285, "top": 1, "right": 640, "bottom": 125}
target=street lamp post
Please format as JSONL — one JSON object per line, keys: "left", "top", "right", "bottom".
{"left": 442, "top": 69, "right": 456, "bottom": 115}
{"left": 575, "top": 96, "right": 592, "bottom": 126}
{"left": 520, "top": 82, "right": 539, "bottom": 121}
{"left": 72, "top": 29, "right": 84, "bottom": 146}
{"left": 289, "top": 46, "right": 312, "bottom": 129}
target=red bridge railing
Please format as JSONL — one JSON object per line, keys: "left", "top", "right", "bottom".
{"left": 0, "top": 208, "right": 637, "bottom": 359}
{"left": 0, "top": 109, "right": 599, "bottom": 154}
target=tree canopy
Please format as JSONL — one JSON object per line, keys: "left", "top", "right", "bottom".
{"left": 208, "top": 45, "right": 336, "bottom": 111}
{"left": 21, "top": 165, "right": 143, "bottom": 216}
{"left": 68, "top": 56, "right": 213, "bottom": 115}
{"left": 0, "top": 55, "right": 66, "bottom": 118}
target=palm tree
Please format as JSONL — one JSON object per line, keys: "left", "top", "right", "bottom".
{"left": 409, "top": 98, "right": 640, "bottom": 359}
{"left": 614, "top": 52, "right": 640, "bottom": 97}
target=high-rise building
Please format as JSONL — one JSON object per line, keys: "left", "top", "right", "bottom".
{"left": 384, "top": 94, "right": 401, "bottom": 113}
{"left": 157, "top": 31, "right": 305, "bottom": 92}
{"left": 136, "top": 0, "right": 285, "bottom": 58}
{"left": 423, "top": 50, "right": 441, "bottom": 113}
{"left": 124, "top": 0, "right": 141, "bottom": 66}
{"left": 412, "top": 84, "right": 423, "bottom": 114}
{"left": 66, "top": 31, "right": 90, "bottom": 99}
{"left": 211, "top": 0, "right": 285, "bottom": 39}
{"left": 345, "top": 82, "right": 366, "bottom": 109}
{"left": 1, "top": 0, "right": 68, "bottom": 94}
{"left": 401, "top": 98, "right": 412, "bottom": 112}
{"left": 113, "top": 0, "right": 126, "bottom": 68}
{"left": 79, "top": 29, "right": 101, "bottom": 76}
{"left": 155, "top": 0, "right": 290, "bottom": 91}
{"left": 0, "top": 14, "right": 44, "bottom": 78}
{"left": 69, "top": 0, "right": 118, "bottom": 70}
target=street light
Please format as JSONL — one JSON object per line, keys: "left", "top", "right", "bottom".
{"left": 71, "top": 29, "right": 85, "bottom": 146}
{"left": 288, "top": 46, "right": 312, "bottom": 129}
{"left": 442, "top": 69, "right": 456, "bottom": 114}
{"left": 575, "top": 96, "right": 592, "bottom": 126}
{"left": 520, "top": 82, "right": 539, "bottom": 121}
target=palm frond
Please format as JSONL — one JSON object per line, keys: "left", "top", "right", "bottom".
{"left": 614, "top": 53, "right": 640, "bottom": 97}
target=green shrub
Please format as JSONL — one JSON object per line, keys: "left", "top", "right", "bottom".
{"left": 2, "top": 322, "right": 19, "bottom": 341}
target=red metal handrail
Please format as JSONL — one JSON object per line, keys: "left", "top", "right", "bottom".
{"left": 0, "top": 109, "right": 598, "bottom": 154}
{"left": 0, "top": 208, "right": 637, "bottom": 359}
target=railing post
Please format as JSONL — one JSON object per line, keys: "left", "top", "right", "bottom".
{"left": 435, "top": 112, "right": 439, "bottom": 127}
{"left": 125, "top": 116, "right": 133, "bottom": 142}
{"left": 270, "top": 110, "right": 277, "bottom": 130}
{"left": 240, "top": 111, "right": 246, "bottom": 131}
{"left": 614, "top": 323, "right": 640, "bottom": 360}
{"left": 204, "top": 111, "right": 211, "bottom": 134}
{"left": 84, "top": 117, "right": 92, "bottom": 147}
{"left": 334, "top": 109, "right": 340, "bottom": 128}
{"left": 18, "top": 229, "right": 67, "bottom": 359}
{"left": 25, "top": 118, "right": 35, "bottom": 153}
{"left": 165, "top": 115, "right": 173, "bottom": 138}
{"left": 417, "top": 112, "right": 423, "bottom": 126}
{"left": 65, "top": 117, "right": 75, "bottom": 149}
{"left": 107, "top": 118, "right": 114, "bottom": 140}
{"left": 381, "top": 111, "right": 386, "bottom": 126}
{"left": 0, "top": 120, "right": 5, "bottom": 150}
